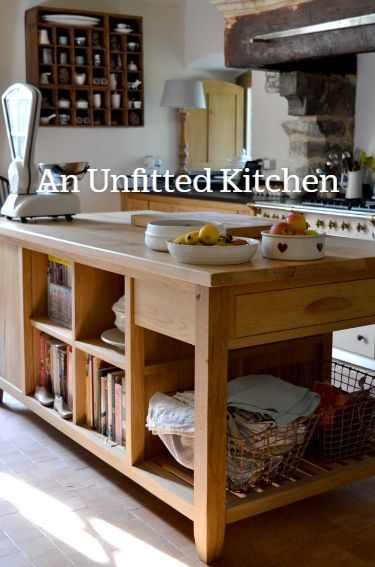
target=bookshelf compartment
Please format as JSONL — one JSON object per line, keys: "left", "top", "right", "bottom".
{"left": 74, "top": 263, "right": 124, "bottom": 344}
{"left": 75, "top": 348, "right": 126, "bottom": 448}
{"left": 28, "top": 328, "right": 73, "bottom": 406}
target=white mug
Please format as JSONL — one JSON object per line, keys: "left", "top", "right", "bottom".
{"left": 133, "top": 101, "right": 142, "bottom": 109}
{"left": 127, "top": 42, "right": 139, "bottom": 51}
{"left": 346, "top": 170, "right": 363, "bottom": 200}
{"left": 39, "top": 29, "right": 49, "bottom": 45}
{"left": 93, "top": 93, "right": 102, "bottom": 109}
{"left": 111, "top": 92, "right": 121, "bottom": 109}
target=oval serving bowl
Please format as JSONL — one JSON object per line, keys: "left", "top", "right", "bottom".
{"left": 261, "top": 230, "right": 326, "bottom": 261}
{"left": 167, "top": 237, "right": 259, "bottom": 265}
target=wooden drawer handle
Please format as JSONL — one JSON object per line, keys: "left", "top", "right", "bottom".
{"left": 305, "top": 296, "right": 352, "bottom": 313}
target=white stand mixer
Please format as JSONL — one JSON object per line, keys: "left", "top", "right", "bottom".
{"left": 1, "top": 83, "right": 85, "bottom": 222}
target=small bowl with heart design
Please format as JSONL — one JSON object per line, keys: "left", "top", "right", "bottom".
{"left": 261, "top": 230, "right": 326, "bottom": 261}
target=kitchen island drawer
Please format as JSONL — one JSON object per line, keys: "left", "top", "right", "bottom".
{"left": 235, "top": 279, "right": 375, "bottom": 338}
{"left": 333, "top": 324, "right": 375, "bottom": 358}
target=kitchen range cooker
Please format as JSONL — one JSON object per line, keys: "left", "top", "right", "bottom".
{"left": 250, "top": 195, "right": 375, "bottom": 241}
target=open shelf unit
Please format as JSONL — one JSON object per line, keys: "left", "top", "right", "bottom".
{"left": 25, "top": 6, "right": 144, "bottom": 127}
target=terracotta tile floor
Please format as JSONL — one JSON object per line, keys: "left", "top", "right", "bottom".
{"left": 0, "top": 393, "right": 374, "bottom": 566}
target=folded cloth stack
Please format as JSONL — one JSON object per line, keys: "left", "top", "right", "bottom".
{"left": 146, "top": 391, "right": 195, "bottom": 469}
{"left": 146, "top": 391, "right": 195, "bottom": 435}
{"left": 227, "top": 374, "right": 320, "bottom": 426}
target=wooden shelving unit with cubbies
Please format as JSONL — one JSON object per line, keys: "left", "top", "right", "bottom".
{"left": 25, "top": 6, "right": 144, "bottom": 127}
{"left": 0, "top": 212, "right": 374, "bottom": 564}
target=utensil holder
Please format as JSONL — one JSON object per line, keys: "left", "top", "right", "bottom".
{"left": 345, "top": 170, "right": 363, "bottom": 200}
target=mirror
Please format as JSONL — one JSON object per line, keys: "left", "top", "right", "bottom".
{"left": 2, "top": 83, "right": 41, "bottom": 194}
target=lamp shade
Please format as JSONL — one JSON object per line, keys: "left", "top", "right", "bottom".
{"left": 160, "top": 79, "right": 206, "bottom": 109}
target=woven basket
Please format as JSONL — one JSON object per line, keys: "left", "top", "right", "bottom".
{"left": 309, "top": 362, "right": 375, "bottom": 461}
{"left": 227, "top": 411, "right": 319, "bottom": 492}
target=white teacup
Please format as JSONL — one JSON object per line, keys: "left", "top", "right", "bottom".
{"left": 75, "top": 73, "right": 86, "bottom": 86}
{"left": 117, "top": 23, "right": 130, "bottom": 29}
{"left": 127, "top": 42, "right": 139, "bottom": 51}
{"left": 133, "top": 101, "right": 142, "bottom": 109}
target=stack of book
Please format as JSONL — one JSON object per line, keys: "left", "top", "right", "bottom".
{"left": 39, "top": 332, "right": 73, "bottom": 408}
{"left": 85, "top": 355, "right": 126, "bottom": 446}
{"left": 48, "top": 256, "right": 72, "bottom": 328}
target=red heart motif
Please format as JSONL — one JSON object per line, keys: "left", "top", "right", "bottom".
{"left": 317, "top": 242, "right": 323, "bottom": 252}
{"left": 278, "top": 243, "right": 288, "bottom": 253}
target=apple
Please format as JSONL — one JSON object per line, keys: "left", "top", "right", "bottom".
{"left": 269, "top": 222, "right": 293, "bottom": 235}
{"left": 286, "top": 213, "right": 307, "bottom": 234}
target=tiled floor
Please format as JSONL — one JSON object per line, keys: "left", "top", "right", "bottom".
{"left": 0, "top": 393, "right": 374, "bottom": 567}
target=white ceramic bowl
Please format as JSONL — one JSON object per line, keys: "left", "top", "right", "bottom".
{"left": 145, "top": 219, "right": 221, "bottom": 252}
{"left": 76, "top": 100, "right": 88, "bottom": 109}
{"left": 112, "top": 294, "right": 125, "bottom": 333}
{"left": 167, "top": 238, "right": 258, "bottom": 265}
{"left": 261, "top": 230, "right": 326, "bottom": 261}
{"left": 58, "top": 99, "right": 70, "bottom": 109}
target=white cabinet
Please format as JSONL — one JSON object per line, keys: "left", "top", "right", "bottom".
{"left": 333, "top": 325, "right": 375, "bottom": 359}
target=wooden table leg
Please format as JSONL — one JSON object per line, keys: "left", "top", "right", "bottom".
{"left": 194, "top": 286, "right": 229, "bottom": 564}
{"left": 125, "top": 276, "right": 146, "bottom": 466}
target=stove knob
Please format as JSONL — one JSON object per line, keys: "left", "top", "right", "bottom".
{"left": 356, "top": 223, "right": 366, "bottom": 233}
{"left": 263, "top": 212, "right": 270, "bottom": 218}
{"left": 341, "top": 222, "right": 350, "bottom": 231}
{"left": 272, "top": 214, "right": 279, "bottom": 219}
{"left": 281, "top": 215, "right": 286, "bottom": 220}
{"left": 316, "top": 219, "right": 324, "bottom": 228}
{"left": 328, "top": 221, "right": 337, "bottom": 229}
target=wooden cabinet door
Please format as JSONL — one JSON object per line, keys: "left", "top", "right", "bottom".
{"left": 186, "top": 80, "right": 244, "bottom": 171}
{"left": 0, "top": 243, "right": 24, "bottom": 392}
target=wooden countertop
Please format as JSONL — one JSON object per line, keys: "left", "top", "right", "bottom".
{"left": 1, "top": 211, "right": 375, "bottom": 287}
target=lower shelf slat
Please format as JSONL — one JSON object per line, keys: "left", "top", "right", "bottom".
{"left": 225, "top": 453, "right": 375, "bottom": 524}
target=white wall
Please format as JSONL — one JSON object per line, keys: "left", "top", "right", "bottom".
{"left": 184, "top": 0, "right": 227, "bottom": 70}
{"left": 354, "top": 53, "right": 375, "bottom": 155}
{"left": 251, "top": 71, "right": 289, "bottom": 175}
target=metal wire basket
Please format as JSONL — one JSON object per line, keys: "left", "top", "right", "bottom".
{"left": 308, "top": 361, "right": 375, "bottom": 461}
{"left": 227, "top": 410, "right": 319, "bottom": 493}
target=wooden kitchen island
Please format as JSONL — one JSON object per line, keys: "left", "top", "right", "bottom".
{"left": 0, "top": 212, "right": 374, "bottom": 564}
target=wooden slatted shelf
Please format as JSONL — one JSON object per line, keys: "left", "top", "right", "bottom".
{"left": 75, "top": 338, "right": 125, "bottom": 369}
{"left": 135, "top": 452, "right": 375, "bottom": 525}
{"left": 30, "top": 317, "right": 73, "bottom": 344}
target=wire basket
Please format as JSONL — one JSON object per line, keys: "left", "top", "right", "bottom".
{"left": 227, "top": 410, "right": 319, "bottom": 493}
{"left": 308, "top": 361, "right": 375, "bottom": 461}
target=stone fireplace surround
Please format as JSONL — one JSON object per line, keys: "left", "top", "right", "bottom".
{"left": 277, "top": 70, "right": 356, "bottom": 178}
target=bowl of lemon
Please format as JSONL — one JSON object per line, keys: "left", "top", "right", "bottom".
{"left": 167, "top": 224, "right": 258, "bottom": 265}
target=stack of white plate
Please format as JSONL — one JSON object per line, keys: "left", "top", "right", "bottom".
{"left": 42, "top": 14, "right": 100, "bottom": 26}
{"left": 114, "top": 27, "right": 133, "bottom": 34}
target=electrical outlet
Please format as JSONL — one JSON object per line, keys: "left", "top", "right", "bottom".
{"left": 263, "top": 158, "right": 276, "bottom": 170}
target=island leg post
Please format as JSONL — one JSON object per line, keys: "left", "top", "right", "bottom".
{"left": 0, "top": 389, "right": 3, "bottom": 404}
{"left": 194, "top": 286, "right": 229, "bottom": 563}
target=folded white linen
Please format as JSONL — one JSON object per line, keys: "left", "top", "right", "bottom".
{"left": 146, "top": 392, "right": 195, "bottom": 435}
{"left": 227, "top": 374, "right": 320, "bottom": 426}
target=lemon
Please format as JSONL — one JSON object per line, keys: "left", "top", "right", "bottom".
{"left": 198, "top": 224, "right": 220, "bottom": 245}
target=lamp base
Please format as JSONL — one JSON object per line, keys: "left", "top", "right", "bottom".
{"left": 175, "top": 167, "right": 190, "bottom": 178}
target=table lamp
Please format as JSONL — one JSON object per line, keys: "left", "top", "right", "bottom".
{"left": 161, "top": 79, "right": 206, "bottom": 176}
